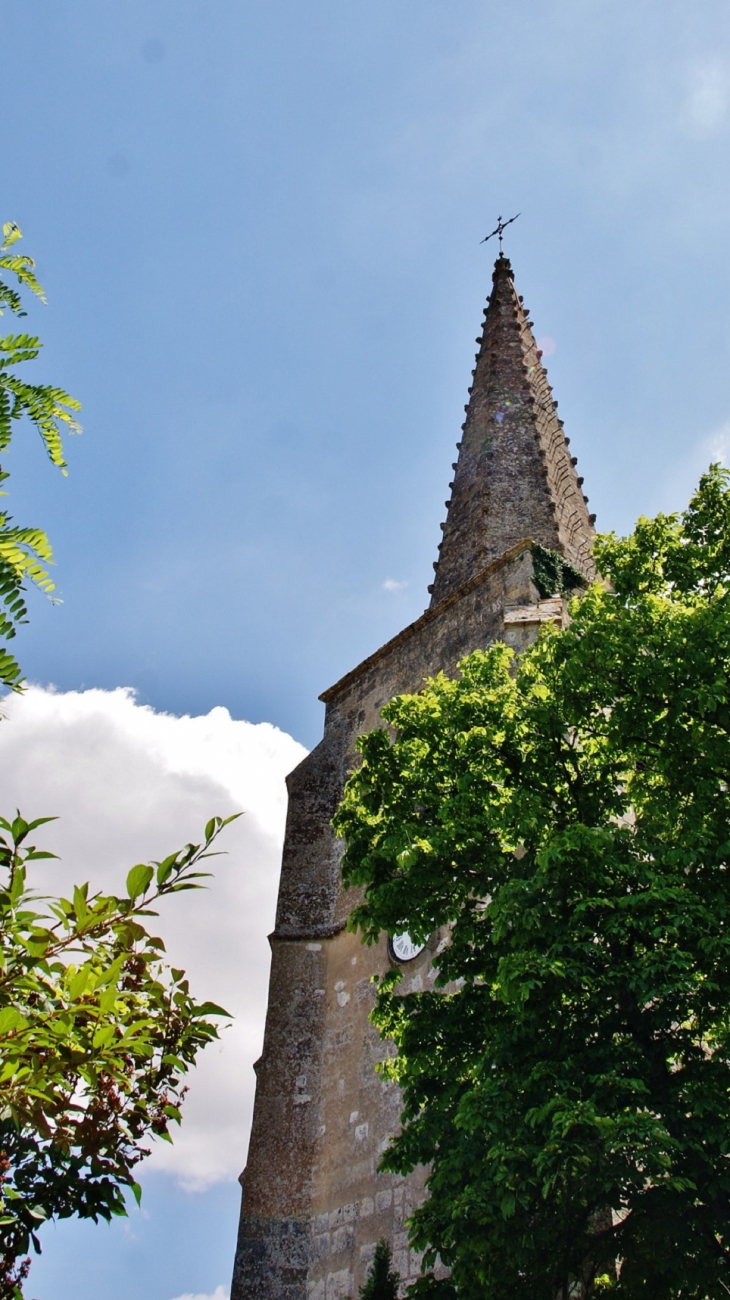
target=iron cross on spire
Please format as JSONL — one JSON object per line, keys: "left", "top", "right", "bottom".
{"left": 481, "top": 212, "right": 520, "bottom": 255}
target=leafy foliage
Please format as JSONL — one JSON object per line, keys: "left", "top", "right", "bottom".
{"left": 359, "top": 1239, "right": 400, "bottom": 1300}
{"left": 0, "top": 222, "right": 80, "bottom": 692}
{"left": 334, "top": 466, "right": 730, "bottom": 1299}
{"left": 531, "top": 542, "right": 586, "bottom": 599}
{"left": 0, "top": 812, "right": 236, "bottom": 1297}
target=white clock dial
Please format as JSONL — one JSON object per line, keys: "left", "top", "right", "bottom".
{"left": 388, "top": 931, "right": 426, "bottom": 964}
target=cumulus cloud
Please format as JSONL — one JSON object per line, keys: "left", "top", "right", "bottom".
{"left": 704, "top": 420, "right": 730, "bottom": 465}
{"left": 0, "top": 686, "right": 307, "bottom": 1191}
{"left": 654, "top": 418, "right": 730, "bottom": 517}
{"left": 679, "top": 57, "right": 730, "bottom": 139}
{"left": 382, "top": 578, "right": 407, "bottom": 592}
{"left": 170, "top": 1289, "right": 228, "bottom": 1300}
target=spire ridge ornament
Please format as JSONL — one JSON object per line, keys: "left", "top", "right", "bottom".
{"left": 481, "top": 212, "right": 520, "bottom": 255}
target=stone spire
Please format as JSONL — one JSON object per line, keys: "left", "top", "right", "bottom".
{"left": 428, "top": 256, "right": 595, "bottom": 607}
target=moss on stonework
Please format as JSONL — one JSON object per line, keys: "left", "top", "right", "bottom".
{"left": 531, "top": 544, "right": 586, "bottom": 599}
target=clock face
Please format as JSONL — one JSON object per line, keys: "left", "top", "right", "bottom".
{"left": 388, "top": 931, "right": 426, "bottom": 964}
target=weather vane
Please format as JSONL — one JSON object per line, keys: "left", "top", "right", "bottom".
{"left": 481, "top": 212, "right": 520, "bottom": 255}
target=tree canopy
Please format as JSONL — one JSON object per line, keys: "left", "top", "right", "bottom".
{"left": 0, "top": 812, "right": 235, "bottom": 1296}
{"left": 334, "top": 466, "right": 730, "bottom": 1299}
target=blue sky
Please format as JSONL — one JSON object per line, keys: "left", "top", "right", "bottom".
{"left": 3, "top": 1, "right": 730, "bottom": 1297}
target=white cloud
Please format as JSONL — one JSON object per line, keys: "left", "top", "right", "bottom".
{"left": 0, "top": 685, "right": 307, "bottom": 1191}
{"left": 705, "top": 420, "right": 730, "bottom": 465}
{"left": 679, "top": 57, "right": 730, "bottom": 139}
{"left": 170, "top": 1289, "right": 228, "bottom": 1300}
{"left": 656, "top": 417, "right": 730, "bottom": 516}
{"left": 382, "top": 578, "right": 407, "bottom": 592}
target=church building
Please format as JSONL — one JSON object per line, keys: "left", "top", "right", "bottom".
{"left": 231, "top": 253, "right": 597, "bottom": 1299}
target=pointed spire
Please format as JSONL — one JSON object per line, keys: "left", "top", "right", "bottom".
{"left": 428, "top": 256, "right": 595, "bottom": 607}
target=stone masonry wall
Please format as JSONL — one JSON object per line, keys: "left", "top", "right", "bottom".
{"left": 232, "top": 544, "right": 556, "bottom": 1300}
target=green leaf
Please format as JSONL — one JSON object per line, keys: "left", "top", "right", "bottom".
{"left": 0, "top": 1007, "right": 28, "bottom": 1034}
{"left": 126, "top": 863, "right": 154, "bottom": 900}
{"left": 68, "top": 965, "right": 90, "bottom": 1000}
{"left": 190, "top": 1001, "right": 230, "bottom": 1019}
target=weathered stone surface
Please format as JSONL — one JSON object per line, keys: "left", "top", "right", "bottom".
{"left": 429, "top": 256, "right": 595, "bottom": 606}
{"left": 231, "top": 256, "right": 596, "bottom": 1298}
{"left": 232, "top": 1217, "right": 311, "bottom": 1300}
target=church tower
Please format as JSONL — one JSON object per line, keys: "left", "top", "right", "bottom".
{"left": 231, "top": 255, "right": 595, "bottom": 1300}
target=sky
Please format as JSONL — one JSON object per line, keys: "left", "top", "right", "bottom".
{"left": 2, "top": 0, "right": 730, "bottom": 1297}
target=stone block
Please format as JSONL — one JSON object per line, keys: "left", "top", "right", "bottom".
{"left": 325, "top": 1268, "right": 353, "bottom": 1300}
{"left": 313, "top": 1233, "right": 331, "bottom": 1260}
{"left": 333, "top": 1226, "right": 355, "bottom": 1255}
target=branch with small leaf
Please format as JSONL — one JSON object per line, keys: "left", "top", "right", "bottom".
{"left": 0, "top": 812, "right": 239, "bottom": 1299}
{"left": 0, "top": 222, "right": 80, "bottom": 694}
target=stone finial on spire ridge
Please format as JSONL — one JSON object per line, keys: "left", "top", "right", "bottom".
{"left": 428, "top": 255, "right": 596, "bottom": 608}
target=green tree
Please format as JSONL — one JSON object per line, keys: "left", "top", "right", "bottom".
{"left": 0, "top": 812, "right": 235, "bottom": 1297}
{"left": 359, "top": 1239, "right": 400, "bottom": 1300}
{"left": 334, "top": 466, "right": 730, "bottom": 1300}
{"left": 0, "top": 231, "right": 233, "bottom": 1299}
{"left": 0, "top": 221, "right": 80, "bottom": 692}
